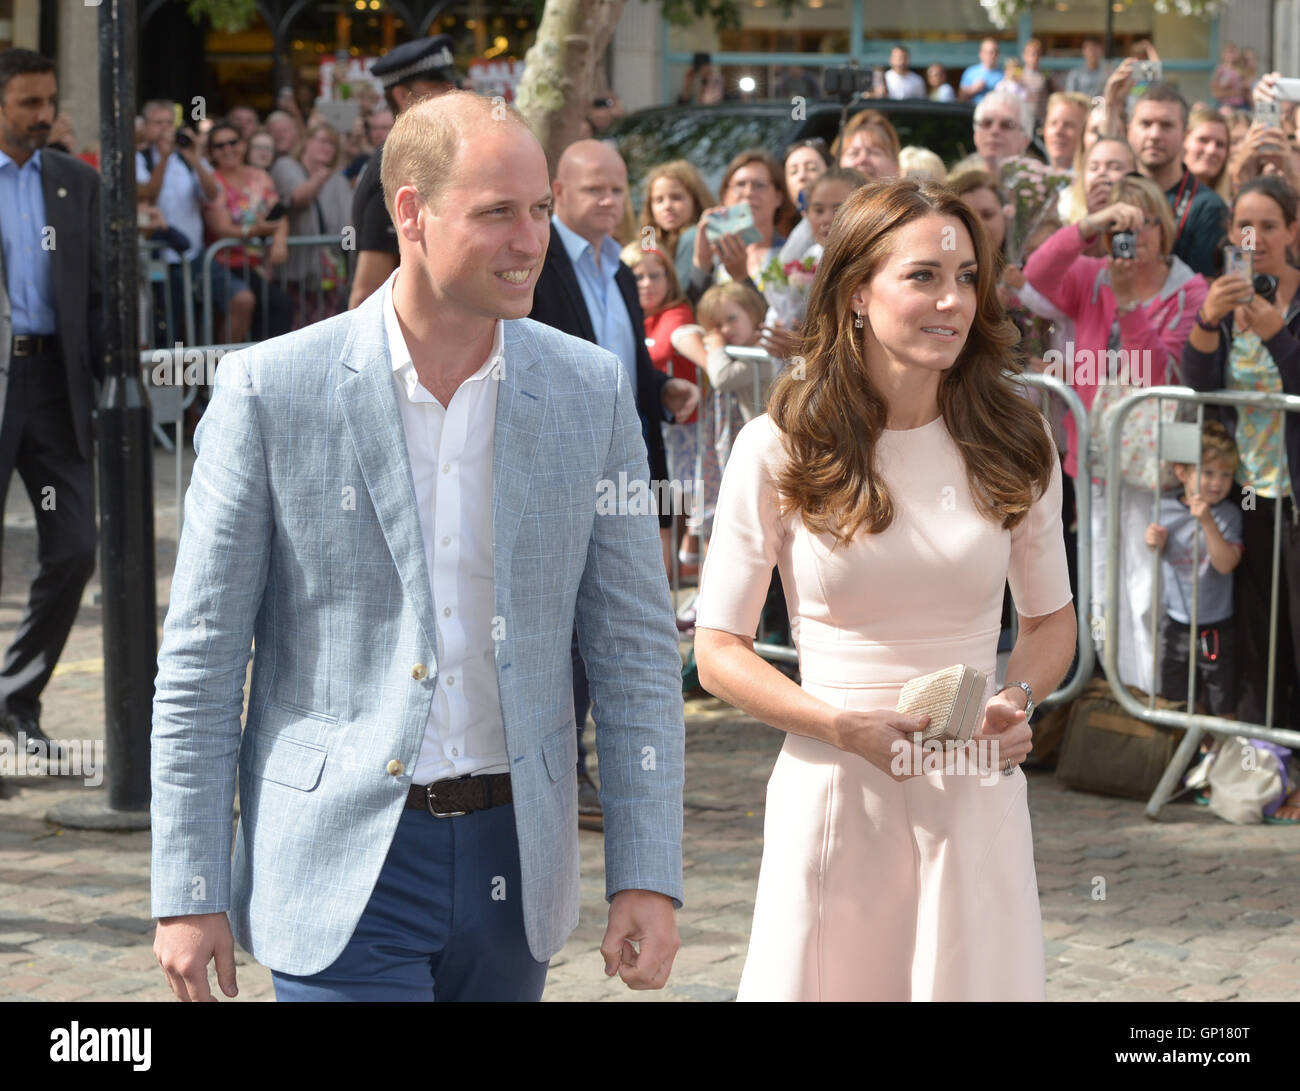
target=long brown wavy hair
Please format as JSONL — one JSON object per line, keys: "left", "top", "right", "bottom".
{"left": 768, "top": 177, "right": 1055, "bottom": 545}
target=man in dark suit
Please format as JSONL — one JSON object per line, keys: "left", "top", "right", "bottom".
{"left": 528, "top": 139, "right": 697, "bottom": 828}
{"left": 0, "top": 49, "right": 102, "bottom": 759}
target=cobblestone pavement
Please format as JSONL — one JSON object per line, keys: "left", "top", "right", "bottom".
{"left": 1, "top": 450, "right": 1297, "bottom": 1002}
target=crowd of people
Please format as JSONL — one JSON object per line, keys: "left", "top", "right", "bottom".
{"left": 18, "top": 35, "right": 1300, "bottom": 821}
{"left": 619, "top": 64, "right": 1300, "bottom": 823}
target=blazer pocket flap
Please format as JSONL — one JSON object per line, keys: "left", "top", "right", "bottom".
{"left": 541, "top": 724, "right": 577, "bottom": 782}
{"left": 246, "top": 735, "right": 327, "bottom": 791}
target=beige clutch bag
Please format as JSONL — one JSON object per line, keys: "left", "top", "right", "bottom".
{"left": 896, "top": 664, "right": 989, "bottom": 744}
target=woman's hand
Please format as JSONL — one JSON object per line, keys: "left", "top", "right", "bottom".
{"left": 1203, "top": 273, "right": 1252, "bottom": 323}
{"left": 692, "top": 206, "right": 726, "bottom": 272}
{"left": 973, "top": 692, "right": 1033, "bottom": 770}
{"left": 715, "top": 233, "right": 749, "bottom": 283}
{"left": 1238, "top": 293, "right": 1285, "bottom": 340}
{"left": 268, "top": 236, "right": 288, "bottom": 266}
{"left": 831, "top": 708, "right": 932, "bottom": 781}
{"left": 1080, "top": 201, "right": 1144, "bottom": 239}
{"left": 1107, "top": 255, "right": 1138, "bottom": 305}
{"left": 759, "top": 322, "right": 800, "bottom": 360}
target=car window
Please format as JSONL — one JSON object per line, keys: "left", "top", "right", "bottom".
{"left": 604, "top": 108, "right": 794, "bottom": 207}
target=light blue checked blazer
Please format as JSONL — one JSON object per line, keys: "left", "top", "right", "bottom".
{"left": 150, "top": 289, "right": 685, "bottom": 975}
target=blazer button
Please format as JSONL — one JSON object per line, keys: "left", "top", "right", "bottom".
{"left": 386, "top": 759, "right": 405, "bottom": 776}
{"left": 412, "top": 663, "right": 427, "bottom": 680}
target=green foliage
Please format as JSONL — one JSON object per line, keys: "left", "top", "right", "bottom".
{"left": 184, "top": 0, "right": 260, "bottom": 34}
{"left": 655, "top": 0, "right": 800, "bottom": 31}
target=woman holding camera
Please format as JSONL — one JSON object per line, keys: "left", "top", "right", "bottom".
{"left": 693, "top": 179, "right": 1076, "bottom": 1000}
{"left": 1024, "top": 174, "right": 1208, "bottom": 692}
{"left": 1183, "top": 177, "right": 1300, "bottom": 797}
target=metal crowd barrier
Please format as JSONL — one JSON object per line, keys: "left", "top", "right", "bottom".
{"left": 1014, "top": 371, "right": 1095, "bottom": 707}
{"left": 200, "top": 234, "right": 353, "bottom": 346}
{"left": 1100, "top": 386, "right": 1300, "bottom": 819}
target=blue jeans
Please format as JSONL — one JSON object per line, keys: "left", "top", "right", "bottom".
{"left": 271, "top": 801, "right": 549, "bottom": 1001}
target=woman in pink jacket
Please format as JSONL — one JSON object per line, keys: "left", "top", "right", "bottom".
{"left": 1025, "top": 173, "right": 1210, "bottom": 693}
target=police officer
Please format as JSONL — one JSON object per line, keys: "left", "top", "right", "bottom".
{"left": 348, "top": 35, "right": 458, "bottom": 309}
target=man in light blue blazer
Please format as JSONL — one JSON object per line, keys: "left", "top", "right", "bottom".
{"left": 151, "top": 92, "right": 686, "bottom": 1001}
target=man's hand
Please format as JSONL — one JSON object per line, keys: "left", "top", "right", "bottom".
{"left": 48, "top": 112, "right": 76, "bottom": 150}
{"left": 154, "top": 912, "right": 238, "bottom": 1001}
{"left": 600, "top": 890, "right": 679, "bottom": 990}
{"left": 662, "top": 377, "right": 699, "bottom": 422}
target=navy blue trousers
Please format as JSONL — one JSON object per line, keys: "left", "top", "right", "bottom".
{"left": 271, "top": 801, "right": 549, "bottom": 1002}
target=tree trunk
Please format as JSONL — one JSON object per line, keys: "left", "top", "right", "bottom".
{"left": 515, "top": 0, "right": 626, "bottom": 176}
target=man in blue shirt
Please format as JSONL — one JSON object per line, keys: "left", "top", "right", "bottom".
{"left": 0, "top": 50, "right": 103, "bottom": 769}
{"left": 960, "top": 37, "right": 1004, "bottom": 105}
{"left": 529, "top": 140, "right": 698, "bottom": 829}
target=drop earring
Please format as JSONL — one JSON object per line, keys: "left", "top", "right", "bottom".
{"left": 853, "top": 311, "right": 864, "bottom": 329}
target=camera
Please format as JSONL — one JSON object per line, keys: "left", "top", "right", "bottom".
{"left": 823, "top": 65, "right": 873, "bottom": 101}
{"left": 175, "top": 128, "right": 192, "bottom": 148}
{"left": 1254, "top": 273, "right": 1279, "bottom": 303}
{"left": 1110, "top": 230, "right": 1137, "bottom": 260}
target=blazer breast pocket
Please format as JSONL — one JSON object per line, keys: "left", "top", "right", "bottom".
{"left": 541, "top": 723, "right": 578, "bottom": 782}
{"left": 244, "top": 734, "right": 328, "bottom": 792}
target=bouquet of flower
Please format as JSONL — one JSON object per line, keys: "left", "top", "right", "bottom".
{"left": 999, "top": 156, "right": 1072, "bottom": 265}
{"left": 757, "top": 253, "right": 819, "bottom": 329}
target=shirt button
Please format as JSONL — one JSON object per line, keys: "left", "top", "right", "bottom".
{"left": 442, "top": 463, "right": 451, "bottom": 474}
{"left": 412, "top": 663, "right": 427, "bottom": 680}
{"left": 443, "top": 607, "right": 452, "bottom": 617}
{"left": 441, "top": 536, "right": 451, "bottom": 547}
{"left": 386, "top": 759, "right": 405, "bottom": 776}
{"left": 445, "top": 675, "right": 455, "bottom": 687}
{"left": 450, "top": 747, "right": 459, "bottom": 757}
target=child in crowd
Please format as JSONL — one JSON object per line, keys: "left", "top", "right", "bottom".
{"left": 667, "top": 282, "right": 768, "bottom": 593}
{"left": 801, "top": 166, "right": 868, "bottom": 263}
{"left": 621, "top": 242, "right": 702, "bottom": 583}
{"left": 1145, "top": 422, "right": 1244, "bottom": 715}
{"left": 640, "top": 160, "right": 715, "bottom": 292}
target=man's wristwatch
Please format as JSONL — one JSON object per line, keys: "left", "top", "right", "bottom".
{"left": 996, "top": 680, "right": 1035, "bottom": 719}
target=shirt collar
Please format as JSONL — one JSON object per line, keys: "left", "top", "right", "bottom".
{"left": 0, "top": 147, "right": 40, "bottom": 173}
{"left": 552, "top": 214, "right": 619, "bottom": 274}
{"left": 382, "top": 269, "right": 503, "bottom": 403}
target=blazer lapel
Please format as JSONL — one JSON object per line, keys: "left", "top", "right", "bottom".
{"left": 40, "top": 153, "right": 66, "bottom": 332}
{"left": 336, "top": 294, "right": 440, "bottom": 653}
{"left": 492, "top": 321, "right": 547, "bottom": 616}
{"left": 547, "top": 223, "right": 596, "bottom": 343}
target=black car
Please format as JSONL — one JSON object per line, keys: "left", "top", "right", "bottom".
{"left": 602, "top": 98, "right": 980, "bottom": 205}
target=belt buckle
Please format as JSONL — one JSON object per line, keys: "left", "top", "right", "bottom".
{"left": 424, "top": 779, "right": 468, "bottom": 819}
{"left": 12, "top": 335, "right": 32, "bottom": 356}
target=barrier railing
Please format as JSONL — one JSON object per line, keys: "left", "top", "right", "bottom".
{"left": 1014, "top": 371, "right": 1095, "bottom": 707}
{"left": 1100, "top": 385, "right": 1300, "bottom": 819}
{"left": 200, "top": 234, "right": 353, "bottom": 346}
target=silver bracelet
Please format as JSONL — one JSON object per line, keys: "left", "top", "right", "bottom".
{"left": 996, "top": 680, "right": 1035, "bottom": 719}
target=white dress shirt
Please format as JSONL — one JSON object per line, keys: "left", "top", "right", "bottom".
{"left": 885, "top": 69, "right": 927, "bottom": 99}
{"left": 382, "top": 271, "right": 509, "bottom": 784}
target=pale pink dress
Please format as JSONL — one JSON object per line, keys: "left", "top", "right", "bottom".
{"left": 695, "top": 413, "right": 1072, "bottom": 1001}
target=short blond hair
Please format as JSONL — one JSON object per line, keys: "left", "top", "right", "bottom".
{"left": 380, "top": 91, "right": 530, "bottom": 220}
{"left": 899, "top": 146, "right": 946, "bottom": 183}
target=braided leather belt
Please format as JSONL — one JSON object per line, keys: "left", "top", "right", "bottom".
{"left": 406, "top": 772, "right": 513, "bottom": 818}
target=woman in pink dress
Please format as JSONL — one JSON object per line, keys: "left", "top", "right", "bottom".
{"left": 693, "top": 179, "right": 1077, "bottom": 1001}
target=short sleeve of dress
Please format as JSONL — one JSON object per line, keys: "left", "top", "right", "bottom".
{"left": 1007, "top": 437, "right": 1074, "bottom": 619}
{"left": 694, "top": 416, "right": 790, "bottom": 639}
